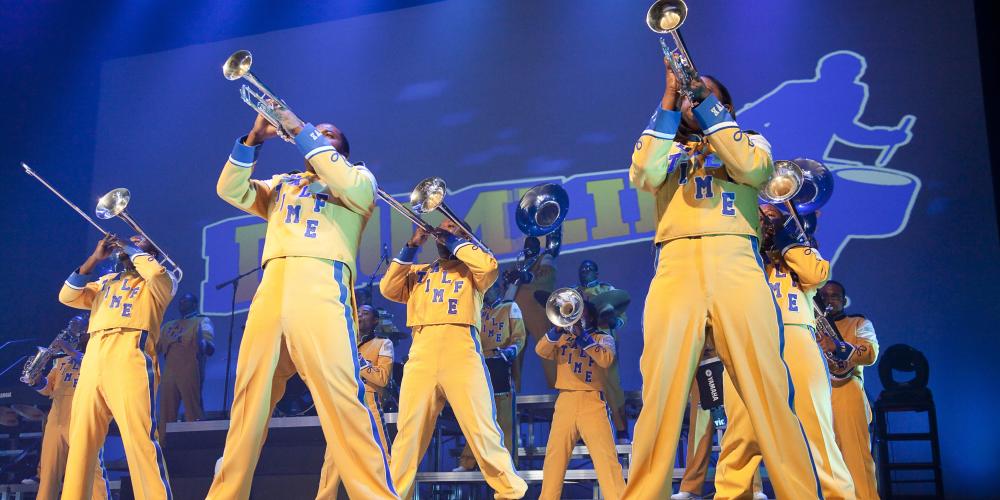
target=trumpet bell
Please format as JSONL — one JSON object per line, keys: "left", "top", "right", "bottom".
{"left": 516, "top": 183, "right": 570, "bottom": 237}
{"left": 223, "top": 50, "right": 253, "bottom": 81}
{"left": 760, "top": 160, "right": 803, "bottom": 204}
{"left": 646, "top": 0, "right": 688, "bottom": 34}
{"left": 545, "top": 287, "right": 585, "bottom": 328}
{"left": 410, "top": 177, "right": 447, "bottom": 214}
{"left": 96, "top": 188, "right": 132, "bottom": 220}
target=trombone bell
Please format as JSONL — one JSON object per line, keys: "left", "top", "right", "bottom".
{"left": 96, "top": 188, "right": 132, "bottom": 220}
{"left": 646, "top": 0, "right": 688, "bottom": 33}
{"left": 410, "top": 177, "right": 447, "bottom": 214}
{"left": 545, "top": 288, "right": 585, "bottom": 328}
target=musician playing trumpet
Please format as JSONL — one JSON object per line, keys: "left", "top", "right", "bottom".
{"left": 714, "top": 205, "right": 855, "bottom": 499}
{"left": 27, "top": 314, "right": 110, "bottom": 500}
{"left": 58, "top": 233, "right": 176, "bottom": 500}
{"left": 536, "top": 300, "right": 625, "bottom": 500}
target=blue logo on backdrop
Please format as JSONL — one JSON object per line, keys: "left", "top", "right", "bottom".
{"left": 738, "top": 50, "right": 919, "bottom": 267}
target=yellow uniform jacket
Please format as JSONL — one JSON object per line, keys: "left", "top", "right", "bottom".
{"left": 765, "top": 247, "right": 830, "bottom": 327}
{"left": 218, "top": 125, "right": 377, "bottom": 276}
{"left": 535, "top": 329, "right": 616, "bottom": 392}
{"left": 831, "top": 315, "right": 879, "bottom": 385}
{"left": 380, "top": 236, "right": 499, "bottom": 332}
{"left": 60, "top": 248, "right": 176, "bottom": 341}
{"left": 36, "top": 356, "right": 82, "bottom": 399}
{"left": 630, "top": 95, "right": 773, "bottom": 242}
{"left": 479, "top": 300, "right": 527, "bottom": 359}
{"left": 158, "top": 314, "right": 214, "bottom": 372}
{"left": 358, "top": 335, "right": 394, "bottom": 395}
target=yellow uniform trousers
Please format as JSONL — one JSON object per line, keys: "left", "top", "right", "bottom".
{"left": 157, "top": 360, "right": 202, "bottom": 442}
{"left": 459, "top": 393, "right": 515, "bottom": 469}
{"left": 623, "top": 235, "right": 821, "bottom": 500}
{"left": 677, "top": 377, "right": 762, "bottom": 497}
{"left": 715, "top": 325, "right": 854, "bottom": 499}
{"left": 831, "top": 378, "right": 879, "bottom": 500}
{"left": 63, "top": 328, "right": 171, "bottom": 500}
{"left": 207, "top": 257, "right": 395, "bottom": 500}
{"left": 539, "top": 390, "right": 625, "bottom": 500}
{"left": 37, "top": 394, "right": 109, "bottom": 500}
{"left": 390, "top": 324, "right": 527, "bottom": 499}
{"left": 318, "top": 390, "right": 390, "bottom": 499}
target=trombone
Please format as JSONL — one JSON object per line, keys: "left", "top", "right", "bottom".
{"left": 377, "top": 177, "right": 490, "bottom": 252}
{"left": 22, "top": 163, "right": 183, "bottom": 282}
{"left": 222, "top": 50, "right": 296, "bottom": 142}
{"left": 646, "top": 0, "right": 700, "bottom": 99}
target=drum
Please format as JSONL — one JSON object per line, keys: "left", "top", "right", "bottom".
{"left": 484, "top": 357, "right": 512, "bottom": 394}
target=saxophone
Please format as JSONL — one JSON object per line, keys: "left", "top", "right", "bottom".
{"left": 20, "top": 328, "right": 81, "bottom": 386}
{"left": 813, "top": 304, "right": 852, "bottom": 381}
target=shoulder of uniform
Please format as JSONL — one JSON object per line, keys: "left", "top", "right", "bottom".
{"left": 847, "top": 313, "right": 867, "bottom": 319}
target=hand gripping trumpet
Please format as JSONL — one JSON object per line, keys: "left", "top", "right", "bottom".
{"left": 646, "top": 0, "right": 701, "bottom": 100}
{"left": 223, "top": 50, "right": 297, "bottom": 142}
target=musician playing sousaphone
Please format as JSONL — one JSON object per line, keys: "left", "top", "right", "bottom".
{"left": 23, "top": 314, "right": 110, "bottom": 500}
{"left": 714, "top": 190, "right": 855, "bottom": 499}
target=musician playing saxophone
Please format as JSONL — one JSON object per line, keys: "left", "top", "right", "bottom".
{"left": 714, "top": 205, "right": 855, "bottom": 499}
{"left": 27, "top": 315, "right": 110, "bottom": 500}
{"left": 817, "top": 280, "right": 881, "bottom": 500}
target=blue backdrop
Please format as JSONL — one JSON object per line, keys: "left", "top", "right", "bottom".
{"left": 2, "top": 1, "right": 997, "bottom": 495}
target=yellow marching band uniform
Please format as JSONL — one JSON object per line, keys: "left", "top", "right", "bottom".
{"left": 26, "top": 43, "right": 886, "bottom": 500}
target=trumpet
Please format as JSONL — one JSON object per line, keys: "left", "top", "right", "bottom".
{"left": 223, "top": 50, "right": 296, "bottom": 143}
{"left": 545, "top": 288, "right": 585, "bottom": 328}
{"left": 20, "top": 327, "right": 81, "bottom": 386}
{"left": 646, "top": 0, "right": 700, "bottom": 99}
{"left": 22, "top": 164, "right": 183, "bottom": 282}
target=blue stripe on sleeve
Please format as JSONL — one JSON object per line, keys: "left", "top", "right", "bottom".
{"left": 693, "top": 94, "right": 738, "bottom": 135}
{"left": 65, "top": 271, "right": 95, "bottom": 289}
{"left": 295, "top": 123, "right": 338, "bottom": 159}
{"left": 229, "top": 136, "right": 261, "bottom": 167}
{"left": 643, "top": 106, "right": 681, "bottom": 140}
{"left": 395, "top": 245, "right": 419, "bottom": 264}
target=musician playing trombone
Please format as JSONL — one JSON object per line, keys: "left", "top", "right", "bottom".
{"left": 208, "top": 110, "right": 396, "bottom": 499}
{"left": 714, "top": 205, "right": 855, "bottom": 499}
{"left": 380, "top": 220, "right": 527, "bottom": 499}
{"left": 58, "top": 233, "right": 176, "bottom": 500}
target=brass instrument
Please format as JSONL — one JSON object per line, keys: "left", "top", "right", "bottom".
{"left": 409, "top": 177, "right": 489, "bottom": 251}
{"left": 508, "top": 183, "right": 569, "bottom": 287}
{"left": 20, "top": 328, "right": 81, "bottom": 386}
{"left": 646, "top": 0, "right": 700, "bottom": 99}
{"left": 760, "top": 158, "right": 834, "bottom": 238}
{"left": 223, "top": 50, "right": 297, "bottom": 142}
{"left": 814, "top": 303, "right": 853, "bottom": 381}
{"left": 22, "top": 164, "right": 183, "bottom": 282}
{"left": 544, "top": 288, "right": 585, "bottom": 328}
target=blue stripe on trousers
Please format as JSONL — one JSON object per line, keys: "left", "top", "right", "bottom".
{"left": 749, "top": 236, "right": 823, "bottom": 499}
{"left": 470, "top": 326, "right": 518, "bottom": 471}
{"left": 333, "top": 262, "right": 396, "bottom": 495}
{"left": 138, "top": 330, "right": 173, "bottom": 500}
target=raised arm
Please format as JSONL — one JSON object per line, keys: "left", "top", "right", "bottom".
{"left": 380, "top": 245, "right": 417, "bottom": 305}
{"left": 693, "top": 95, "right": 773, "bottom": 188}
{"left": 579, "top": 331, "right": 616, "bottom": 369}
{"left": 293, "top": 124, "right": 376, "bottom": 217}
{"left": 217, "top": 134, "right": 275, "bottom": 219}
{"left": 630, "top": 108, "right": 681, "bottom": 193}
{"left": 444, "top": 234, "right": 499, "bottom": 293}
{"left": 502, "top": 303, "right": 527, "bottom": 361}
{"left": 783, "top": 246, "right": 830, "bottom": 291}
{"left": 535, "top": 327, "right": 565, "bottom": 361}
{"left": 59, "top": 236, "right": 116, "bottom": 310}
